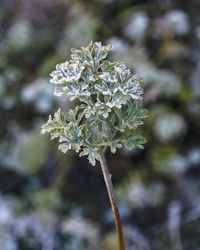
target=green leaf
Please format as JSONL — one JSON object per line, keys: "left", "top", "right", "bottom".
{"left": 108, "top": 140, "right": 122, "bottom": 153}
{"left": 122, "top": 135, "right": 147, "bottom": 150}
{"left": 94, "top": 43, "right": 113, "bottom": 61}
{"left": 79, "top": 147, "right": 100, "bottom": 166}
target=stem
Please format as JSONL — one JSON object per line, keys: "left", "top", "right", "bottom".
{"left": 99, "top": 154, "right": 125, "bottom": 250}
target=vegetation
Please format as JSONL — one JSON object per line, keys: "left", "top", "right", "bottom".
{"left": 41, "top": 42, "right": 147, "bottom": 250}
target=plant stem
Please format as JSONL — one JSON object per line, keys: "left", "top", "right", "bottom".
{"left": 99, "top": 154, "right": 125, "bottom": 250}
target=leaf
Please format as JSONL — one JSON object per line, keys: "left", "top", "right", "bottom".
{"left": 54, "top": 86, "right": 65, "bottom": 96}
{"left": 58, "top": 143, "right": 72, "bottom": 153}
{"left": 96, "top": 102, "right": 111, "bottom": 118}
{"left": 54, "top": 108, "right": 61, "bottom": 122}
{"left": 94, "top": 82, "right": 111, "bottom": 95}
{"left": 66, "top": 109, "right": 77, "bottom": 123}
{"left": 122, "top": 135, "right": 147, "bottom": 150}
{"left": 108, "top": 140, "right": 122, "bottom": 153}
{"left": 94, "top": 132, "right": 107, "bottom": 146}
{"left": 95, "top": 43, "right": 113, "bottom": 61}
{"left": 100, "top": 72, "right": 118, "bottom": 83}
{"left": 79, "top": 147, "right": 100, "bottom": 166}
{"left": 127, "top": 120, "right": 144, "bottom": 129}
{"left": 107, "top": 112, "right": 116, "bottom": 130}
{"left": 72, "top": 143, "right": 82, "bottom": 153}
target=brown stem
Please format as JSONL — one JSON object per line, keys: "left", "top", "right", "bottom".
{"left": 99, "top": 154, "right": 125, "bottom": 250}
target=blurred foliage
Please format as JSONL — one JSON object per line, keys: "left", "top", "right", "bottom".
{"left": 0, "top": 0, "right": 200, "bottom": 249}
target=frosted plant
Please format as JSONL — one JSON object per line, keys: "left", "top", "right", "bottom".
{"left": 41, "top": 42, "right": 147, "bottom": 165}
{"left": 41, "top": 42, "right": 147, "bottom": 250}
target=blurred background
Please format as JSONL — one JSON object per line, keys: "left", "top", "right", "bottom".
{"left": 0, "top": 0, "right": 200, "bottom": 249}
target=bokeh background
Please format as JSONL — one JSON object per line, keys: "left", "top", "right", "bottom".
{"left": 0, "top": 0, "right": 200, "bottom": 249}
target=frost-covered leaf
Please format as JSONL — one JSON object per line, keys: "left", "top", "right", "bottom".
{"left": 96, "top": 102, "right": 111, "bottom": 118}
{"left": 122, "top": 135, "right": 147, "bottom": 150}
{"left": 108, "top": 140, "right": 122, "bottom": 153}
{"left": 127, "top": 120, "right": 144, "bottom": 129}
{"left": 94, "top": 83, "right": 111, "bottom": 95}
{"left": 58, "top": 143, "right": 72, "bottom": 153}
{"left": 99, "top": 72, "right": 118, "bottom": 83}
{"left": 94, "top": 42, "right": 113, "bottom": 61}
{"left": 79, "top": 147, "right": 100, "bottom": 166}
{"left": 83, "top": 104, "right": 96, "bottom": 118}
